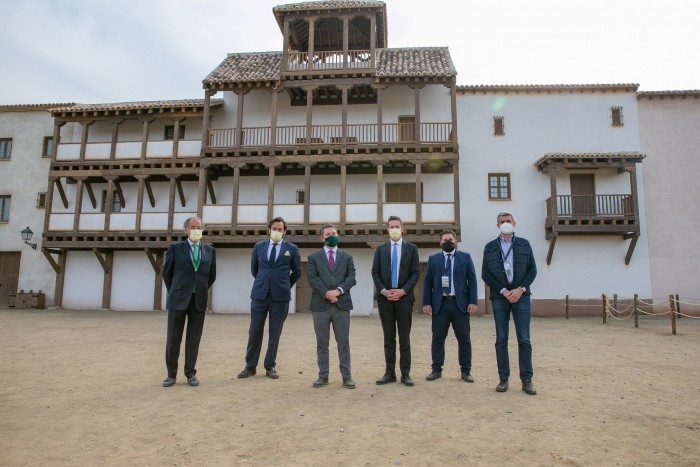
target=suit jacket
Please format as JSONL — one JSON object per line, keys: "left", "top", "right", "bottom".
{"left": 481, "top": 235, "right": 537, "bottom": 300}
{"left": 371, "top": 240, "right": 420, "bottom": 302}
{"left": 163, "top": 240, "right": 216, "bottom": 312}
{"left": 423, "top": 250, "right": 478, "bottom": 314}
{"left": 307, "top": 248, "right": 356, "bottom": 312}
{"left": 250, "top": 239, "right": 302, "bottom": 301}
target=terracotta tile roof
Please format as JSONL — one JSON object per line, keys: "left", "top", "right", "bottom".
{"left": 204, "top": 52, "right": 282, "bottom": 85}
{"left": 535, "top": 152, "right": 645, "bottom": 170}
{"left": 637, "top": 89, "right": 700, "bottom": 99}
{"left": 375, "top": 47, "right": 456, "bottom": 78}
{"left": 0, "top": 103, "right": 75, "bottom": 112}
{"left": 49, "top": 99, "right": 223, "bottom": 114}
{"left": 458, "top": 84, "right": 639, "bottom": 93}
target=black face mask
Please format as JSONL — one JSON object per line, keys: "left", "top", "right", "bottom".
{"left": 441, "top": 241, "right": 456, "bottom": 252}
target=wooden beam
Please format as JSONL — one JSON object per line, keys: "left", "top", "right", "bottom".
{"left": 144, "top": 178, "right": 156, "bottom": 207}
{"left": 84, "top": 181, "right": 97, "bottom": 209}
{"left": 55, "top": 179, "right": 69, "bottom": 209}
{"left": 207, "top": 178, "right": 217, "bottom": 205}
{"left": 42, "top": 248, "right": 61, "bottom": 273}
{"left": 93, "top": 248, "right": 111, "bottom": 274}
{"left": 113, "top": 180, "right": 125, "bottom": 208}
{"left": 546, "top": 235, "right": 557, "bottom": 265}
{"left": 625, "top": 235, "right": 639, "bottom": 265}
{"left": 145, "top": 248, "right": 162, "bottom": 274}
{"left": 54, "top": 251, "right": 67, "bottom": 308}
{"left": 176, "top": 178, "right": 186, "bottom": 207}
{"left": 101, "top": 250, "right": 114, "bottom": 309}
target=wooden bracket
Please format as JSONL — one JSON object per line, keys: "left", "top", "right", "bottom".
{"left": 93, "top": 248, "right": 112, "bottom": 274}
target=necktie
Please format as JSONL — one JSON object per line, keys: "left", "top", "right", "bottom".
{"left": 444, "top": 254, "right": 452, "bottom": 295}
{"left": 270, "top": 242, "right": 278, "bottom": 263}
{"left": 328, "top": 249, "right": 335, "bottom": 272}
{"left": 192, "top": 243, "right": 200, "bottom": 270}
{"left": 391, "top": 242, "right": 398, "bottom": 288}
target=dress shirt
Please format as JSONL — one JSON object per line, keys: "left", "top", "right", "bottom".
{"left": 443, "top": 251, "right": 455, "bottom": 296}
{"left": 267, "top": 239, "right": 281, "bottom": 261}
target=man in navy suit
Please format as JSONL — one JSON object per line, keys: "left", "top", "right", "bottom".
{"left": 162, "top": 217, "right": 216, "bottom": 387}
{"left": 307, "top": 224, "right": 357, "bottom": 389}
{"left": 422, "top": 230, "right": 478, "bottom": 383}
{"left": 371, "top": 215, "right": 420, "bottom": 387}
{"left": 482, "top": 211, "right": 538, "bottom": 395}
{"left": 238, "top": 217, "right": 302, "bottom": 380}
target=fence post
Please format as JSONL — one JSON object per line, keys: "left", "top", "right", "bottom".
{"left": 676, "top": 294, "right": 681, "bottom": 319}
{"left": 602, "top": 293, "right": 607, "bottom": 324}
{"left": 565, "top": 294, "right": 570, "bottom": 319}
{"left": 633, "top": 294, "right": 639, "bottom": 328}
{"left": 613, "top": 294, "right": 618, "bottom": 318}
{"left": 669, "top": 294, "right": 676, "bottom": 335}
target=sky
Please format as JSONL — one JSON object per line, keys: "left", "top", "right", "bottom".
{"left": 1, "top": 0, "right": 698, "bottom": 106}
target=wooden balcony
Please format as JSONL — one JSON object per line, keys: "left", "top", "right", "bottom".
{"left": 284, "top": 50, "right": 372, "bottom": 73}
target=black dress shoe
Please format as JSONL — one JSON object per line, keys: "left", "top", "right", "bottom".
{"left": 400, "top": 375, "right": 415, "bottom": 387}
{"left": 237, "top": 367, "right": 256, "bottom": 378}
{"left": 522, "top": 380, "right": 537, "bottom": 395}
{"left": 461, "top": 372, "right": 474, "bottom": 383}
{"left": 162, "top": 377, "right": 176, "bottom": 387}
{"left": 375, "top": 373, "right": 397, "bottom": 385}
{"left": 313, "top": 377, "right": 329, "bottom": 388}
{"left": 265, "top": 367, "right": 279, "bottom": 379}
{"left": 426, "top": 371, "right": 442, "bottom": 381}
{"left": 496, "top": 379, "right": 509, "bottom": 392}
{"left": 187, "top": 375, "right": 199, "bottom": 387}
{"left": 342, "top": 377, "right": 356, "bottom": 389}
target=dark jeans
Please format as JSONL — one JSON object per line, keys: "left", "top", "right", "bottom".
{"left": 165, "top": 294, "right": 205, "bottom": 378}
{"left": 245, "top": 294, "right": 290, "bottom": 370}
{"left": 431, "top": 298, "right": 472, "bottom": 373}
{"left": 491, "top": 295, "right": 533, "bottom": 381}
{"left": 378, "top": 299, "right": 413, "bottom": 376}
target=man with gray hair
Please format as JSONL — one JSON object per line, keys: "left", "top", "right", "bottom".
{"left": 162, "top": 217, "right": 217, "bottom": 387}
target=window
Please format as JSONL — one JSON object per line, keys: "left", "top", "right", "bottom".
{"left": 164, "top": 125, "right": 186, "bottom": 140}
{"left": 488, "top": 174, "right": 511, "bottom": 200}
{"left": 100, "top": 190, "right": 121, "bottom": 213}
{"left": 42, "top": 137, "right": 53, "bottom": 158}
{"left": 296, "top": 189, "right": 305, "bottom": 204}
{"left": 493, "top": 116, "right": 505, "bottom": 136}
{"left": 0, "top": 195, "right": 10, "bottom": 221}
{"left": 611, "top": 107, "right": 623, "bottom": 127}
{"left": 0, "top": 138, "right": 12, "bottom": 160}
{"left": 386, "top": 182, "right": 423, "bottom": 202}
{"left": 37, "top": 192, "right": 47, "bottom": 209}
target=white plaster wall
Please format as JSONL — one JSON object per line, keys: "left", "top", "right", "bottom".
{"left": 0, "top": 110, "right": 58, "bottom": 305}
{"left": 62, "top": 251, "right": 104, "bottom": 309}
{"left": 110, "top": 251, "right": 156, "bottom": 310}
{"left": 210, "top": 248, "right": 254, "bottom": 313}
{"left": 639, "top": 96, "right": 700, "bottom": 300}
{"left": 456, "top": 90, "right": 652, "bottom": 300}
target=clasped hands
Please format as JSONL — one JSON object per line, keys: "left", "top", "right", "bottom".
{"left": 325, "top": 289, "right": 341, "bottom": 304}
{"left": 422, "top": 303, "right": 478, "bottom": 316}
{"left": 382, "top": 288, "right": 406, "bottom": 302}
{"left": 502, "top": 287, "right": 523, "bottom": 303}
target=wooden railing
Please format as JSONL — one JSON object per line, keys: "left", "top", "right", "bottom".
{"left": 208, "top": 122, "right": 452, "bottom": 148}
{"left": 286, "top": 50, "right": 372, "bottom": 71}
{"left": 547, "top": 195, "right": 633, "bottom": 217}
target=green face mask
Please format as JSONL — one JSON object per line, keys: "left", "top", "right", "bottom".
{"left": 324, "top": 236, "right": 339, "bottom": 247}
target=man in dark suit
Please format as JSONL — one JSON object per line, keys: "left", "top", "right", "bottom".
{"left": 238, "top": 217, "right": 302, "bottom": 380}
{"left": 371, "top": 215, "right": 420, "bottom": 387}
{"left": 162, "top": 216, "right": 216, "bottom": 387}
{"left": 422, "top": 230, "right": 478, "bottom": 383}
{"left": 482, "top": 211, "right": 538, "bottom": 395}
{"left": 307, "top": 224, "right": 357, "bottom": 389}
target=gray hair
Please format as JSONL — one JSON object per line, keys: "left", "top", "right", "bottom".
{"left": 183, "top": 217, "right": 203, "bottom": 229}
{"left": 496, "top": 211, "right": 514, "bottom": 222}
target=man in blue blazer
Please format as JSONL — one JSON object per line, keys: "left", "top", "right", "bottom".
{"left": 482, "top": 211, "right": 538, "bottom": 395}
{"left": 238, "top": 217, "right": 302, "bottom": 380}
{"left": 371, "top": 215, "right": 420, "bottom": 387}
{"left": 162, "top": 217, "right": 216, "bottom": 387}
{"left": 307, "top": 224, "right": 357, "bottom": 389}
{"left": 422, "top": 230, "right": 478, "bottom": 383}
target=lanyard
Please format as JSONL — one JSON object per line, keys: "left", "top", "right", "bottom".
{"left": 497, "top": 236, "right": 514, "bottom": 263}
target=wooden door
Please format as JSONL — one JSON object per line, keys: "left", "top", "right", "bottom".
{"left": 398, "top": 115, "right": 415, "bottom": 143}
{"left": 570, "top": 174, "right": 595, "bottom": 215}
{"left": 0, "top": 252, "right": 21, "bottom": 307}
{"left": 295, "top": 262, "right": 312, "bottom": 313}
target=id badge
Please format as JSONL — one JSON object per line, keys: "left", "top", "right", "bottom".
{"left": 504, "top": 263, "right": 511, "bottom": 276}
{"left": 441, "top": 275, "right": 450, "bottom": 288}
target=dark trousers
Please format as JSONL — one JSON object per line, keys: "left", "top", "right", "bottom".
{"left": 312, "top": 305, "right": 351, "bottom": 379}
{"left": 431, "top": 298, "right": 472, "bottom": 373}
{"left": 245, "top": 294, "right": 290, "bottom": 370}
{"left": 165, "top": 294, "right": 205, "bottom": 378}
{"left": 491, "top": 295, "right": 533, "bottom": 381}
{"left": 378, "top": 299, "right": 413, "bottom": 376}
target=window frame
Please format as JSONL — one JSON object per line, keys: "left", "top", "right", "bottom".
{"left": 385, "top": 182, "right": 424, "bottom": 203}
{"left": 42, "top": 136, "right": 53, "bottom": 158}
{"left": 164, "top": 125, "right": 186, "bottom": 140}
{"left": 488, "top": 173, "right": 511, "bottom": 200}
{"left": 0, "top": 138, "right": 13, "bottom": 160}
{"left": 611, "top": 106, "right": 624, "bottom": 127}
{"left": 100, "top": 190, "right": 122, "bottom": 213}
{"left": 37, "top": 192, "right": 47, "bottom": 209}
{"left": 493, "top": 116, "right": 505, "bottom": 136}
{"left": 0, "top": 195, "right": 11, "bottom": 222}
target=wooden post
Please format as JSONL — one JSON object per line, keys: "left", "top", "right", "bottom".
{"left": 602, "top": 293, "right": 607, "bottom": 324}
{"left": 633, "top": 294, "right": 639, "bottom": 328}
{"left": 613, "top": 293, "right": 618, "bottom": 318}
{"left": 669, "top": 294, "right": 676, "bottom": 335}
{"left": 565, "top": 294, "right": 570, "bottom": 319}
{"left": 675, "top": 294, "right": 681, "bottom": 319}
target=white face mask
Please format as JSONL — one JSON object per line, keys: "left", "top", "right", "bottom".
{"left": 389, "top": 228, "right": 402, "bottom": 241}
{"left": 499, "top": 222, "right": 514, "bottom": 235}
{"left": 188, "top": 229, "right": 203, "bottom": 243}
{"left": 270, "top": 231, "right": 283, "bottom": 243}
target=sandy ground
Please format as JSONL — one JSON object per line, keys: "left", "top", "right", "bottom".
{"left": 1, "top": 309, "right": 699, "bottom": 467}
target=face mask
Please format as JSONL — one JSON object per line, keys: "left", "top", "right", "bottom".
{"left": 499, "top": 222, "right": 514, "bottom": 235}
{"left": 324, "top": 236, "right": 339, "bottom": 248}
{"left": 188, "top": 229, "right": 203, "bottom": 243}
{"left": 441, "top": 240, "right": 456, "bottom": 252}
{"left": 270, "top": 231, "right": 283, "bottom": 243}
{"left": 389, "top": 228, "right": 402, "bottom": 241}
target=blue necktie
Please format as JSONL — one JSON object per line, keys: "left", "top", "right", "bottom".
{"left": 391, "top": 243, "right": 398, "bottom": 288}
{"left": 444, "top": 254, "right": 452, "bottom": 295}
{"left": 269, "top": 242, "right": 278, "bottom": 263}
